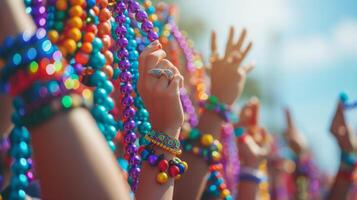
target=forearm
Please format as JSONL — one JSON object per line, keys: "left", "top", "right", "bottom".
{"left": 31, "top": 108, "right": 130, "bottom": 199}
{"left": 327, "top": 168, "right": 352, "bottom": 200}
{"left": 236, "top": 182, "right": 259, "bottom": 200}
{"left": 136, "top": 129, "right": 181, "bottom": 200}
{"left": 173, "top": 111, "right": 223, "bottom": 200}
{"left": 0, "top": 95, "right": 13, "bottom": 136}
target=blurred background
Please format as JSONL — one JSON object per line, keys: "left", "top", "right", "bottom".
{"left": 159, "top": 0, "right": 357, "bottom": 175}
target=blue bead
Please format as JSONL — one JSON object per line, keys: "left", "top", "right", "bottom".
{"left": 177, "top": 164, "right": 185, "bottom": 174}
{"left": 11, "top": 142, "right": 30, "bottom": 158}
{"left": 93, "top": 88, "right": 107, "bottom": 101}
{"left": 127, "top": 40, "right": 137, "bottom": 50}
{"left": 140, "top": 149, "right": 150, "bottom": 160}
{"left": 11, "top": 158, "right": 29, "bottom": 173}
{"left": 87, "top": 0, "right": 96, "bottom": 8}
{"left": 9, "top": 189, "right": 27, "bottom": 200}
{"left": 112, "top": 68, "right": 121, "bottom": 80}
{"left": 139, "top": 137, "right": 150, "bottom": 146}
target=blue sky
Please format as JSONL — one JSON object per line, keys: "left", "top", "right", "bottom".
{"left": 173, "top": 0, "right": 357, "bottom": 174}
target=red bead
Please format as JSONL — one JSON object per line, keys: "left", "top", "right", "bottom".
{"left": 158, "top": 160, "right": 169, "bottom": 172}
{"left": 168, "top": 165, "right": 180, "bottom": 177}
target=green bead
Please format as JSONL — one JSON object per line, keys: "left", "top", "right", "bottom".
{"left": 189, "top": 128, "right": 201, "bottom": 140}
{"left": 54, "top": 22, "right": 64, "bottom": 32}
{"left": 209, "top": 95, "right": 218, "bottom": 104}
{"left": 55, "top": 11, "right": 66, "bottom": 20}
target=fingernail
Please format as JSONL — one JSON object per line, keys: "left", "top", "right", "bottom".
{"left": 152, "top": 40, "right": 160, "bottom": 46}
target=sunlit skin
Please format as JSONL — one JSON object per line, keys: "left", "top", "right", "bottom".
{"left": 284, "top": 108, "right": 308, "bottom": 156}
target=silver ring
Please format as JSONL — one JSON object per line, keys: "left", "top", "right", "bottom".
{"left": 148, "top": 68, "right": 163, "bottom": 78}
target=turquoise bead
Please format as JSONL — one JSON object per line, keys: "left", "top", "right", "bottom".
{"left": 10, "top": 128, "right": 30, "bottom": 143}
{"left": 90, "top": 71, "right": 107, "bottom": 85}
{"left": 10, "top": 174, "right": 29, "bottom": 189}
{"left": 90, "top": 52, "right": 106, "bottom": 69}
{"left": 91, "top": 105, "right": 107, "bottom": 120}
{"left": 94, "top": 88, "right": 107, "bottom": 101}
{"left": 130, "top": 61, "right": 139, "bottom": 69}
{"left": 108, "top": 141, "right": 116, "bottom": 152}
{"left": 113, "top": 68, "right": 120, "bottom": 80}
{"left": 104, "top": 97, "right": 115, "bottom": 111}
{"left": 9, "top": 189, "right": 27, "bottom": 200}
{"left": 106, "top": 114, "right": 116, "bottom": 126}
{"left": 105, "top": 125, "right": 117, "bottom": 140}
{"left": 129, "top": 51, "right": 139, "bottom": 60}
{"left": 127, "top": 40, "right": 137, "bottom": 50}
{"left": 136, "top": 108, "right": 149, "bottom": 120}
{"left": 138, "top": 121, "right": 151, "bottom": 135}
{"left": 11, "top": 142, "right": 30, "bottom": 158}
{"left": 92, "top": 37, "right": 103, "bottom": 52}
{"left": 11, "top": 158, "right": 29, "bottom": 173}
{"left": 101, "top": 80, "right": 114, "bottom": 94}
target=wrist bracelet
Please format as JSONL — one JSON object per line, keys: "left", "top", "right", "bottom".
{"left": 341, "top": 151, "right": 357, "bottom": 168}
{"left": 139, "top": 145, "right": 188, "bottom": 184}
{"left": 181, "top": 127, "right": 223, "bottom": 164}
{"left": 239, "top": 167, "right": 267, "bottom": 184}
{"left": 199, "top": 95, "right": 232, "bottom": 122}
{"left": 144, "top": 130, "right": 182, "bottom": 156}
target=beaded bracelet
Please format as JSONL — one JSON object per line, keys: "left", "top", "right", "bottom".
{"left": 239, "top": 166, "right": 267, "bottom": 184}
{"left": 144, "top": 130, "right": 182, "bottom": 156}
{"left": 341, "top": 151, "right": 357, "bottom": 168}
{"left": 19, "top": 93, "right": 92, "bottom": 128}
{"left": 139, "top": 145, "right": 188, "bottom": 184}
{"left": 199, "top": 95, "right": 232, "bottom": 122}
{"left": 180, "top": 127, "right": 223, "bottom": 164}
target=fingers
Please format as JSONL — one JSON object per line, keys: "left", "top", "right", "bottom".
{"left": 210, "top": 31, "right": 219, "bottom": 60}
{"left": 285, "top": 107, "right": 294, "bottom": 129}
{"left": 224, "top": 26, "right": 235, "bottom": 59}
{"left": 168, "top": 74, "right": 184, "bottom": 92}
{"left": 241, "top": 63, "right": 255, "bottom": 74}
{"left": 138, "top": 40, "right": 163, "bottom": 75}
{"left": 237, "top": 41, "right": 253, "bottom": 65}
{"left": 235, "top": 28, "right": 247, "bottom": 51}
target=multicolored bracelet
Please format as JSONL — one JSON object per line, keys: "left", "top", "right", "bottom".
{"left": 139, "top": 145, "right": 188, "bottom": 184}
{"left": 199, "top": 95, "right": 232, "bottom": 122}
{"left": 144, "top": 130, "right": 182, "bottom": 156}
{"left": 180, "top": 127, "right": 223, "bottom": 164}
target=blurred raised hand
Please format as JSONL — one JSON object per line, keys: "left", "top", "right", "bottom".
{"left": 209, "top": 26, "right": 254, "bottom": 105}
{"left": 284, "top": 108, "right": 307, "bottom": 155}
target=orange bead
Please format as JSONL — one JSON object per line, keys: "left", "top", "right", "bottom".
{"left": 92, "top": 6, "right": 99, "bottom": 15}
{"left": 83, "top": 32, "right": 95, "bottom": 43}
{"left": 101, "top": 35, "right": 112, "bottom": 50}
{"left": 68, "top": 17, "right": 83, "bottom": 28}
{"left": 98, "top": 0, "right": 108, "bottom": 7}
{"left": 63, "top": 39, "right": 77, "bottom": 54}
{"left": 58, "top": 46, "right": 68, "bottom": 57}
{"left": 56, "top": 0, "right": 67, "bottom": 10}
{"left": 99, "top": 8, "right": 111, "bottom": 22}
{"left": 70, "top": 0, "right": 84, "bottom": 5}
{"left": 102, "top": 65, "right": 113, "bottom": 79}
{"left": 81, "top": 42, "right": 93, "bottom": 54}
{"left": 69, "top": 5, "right": 83, "bottom": 17}
{"left": 75, "top": 52, "right": 89, "bottom": 65}
{"left": 98, "top": 22, "right": 110, "bottom": 37}
{"left": 67, "top": 28, "right": 82, "bottom": 41}
{"left": 104, "top": 51, "right": 113, "bottom": 64}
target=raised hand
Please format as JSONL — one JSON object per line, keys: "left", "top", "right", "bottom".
{"left": 330, "top": 102, "right": 356, "bottom": 152}
{"left": 238, "top": 131, "right": 271, "bottom": 168}
{"left": 138, "top": 41, "right": 184, "bottom": 137}
{"left": 284, "top": 108, "right": 307, "bottom": 155}
{"left": 210, "top": 26, "right": 253, "bottom": 105}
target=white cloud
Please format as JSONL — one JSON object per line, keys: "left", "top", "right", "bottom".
{"left": 280, "top": 19, "right": 357, "bottom": 69}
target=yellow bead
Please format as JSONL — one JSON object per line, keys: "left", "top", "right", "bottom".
{"left": 221, "top": 189, "right": 230, "bottom": 198}
{"left": 192, "top": 147, "right": 200, "bottom": 155}
{"left": 174, "top": 174, "right": 181, "bottom": 180}
{"left": 63, "top": 39, "right": 77, "bottom": 54}
{"left": 56, "top": 0, "right": 67, "bottom": 10}
{"left": 156, "top": 172, "right": 168, "bottom": 184}
{"left": 201, "top": 134, "right": 214, "bottom": 146}
{"left": 68, "top": 28, "right": 82, "bottom": 42}
{"left": 149, "top": 14, "right": 158, "bottom": 22}
{"left": 212, "top": 151, "right": 221, "bottom": 162}
{"left": 181, "top": 161, "right": 188, "bottom": 171}
{"left": 69, "top": 5, "right": 83, "bottom": 17}
{"left": 68, "top": 17, "right": 83, "bottom": 28}
{"left": 215, "top": 140, "right": 223, "bottom": 152}
{"left": 144, "top": 0, "right": 152, "bottom": 7}
{"left": 48, "top": 30, "right": 59, "bottom": 43}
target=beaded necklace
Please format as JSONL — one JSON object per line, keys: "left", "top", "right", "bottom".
{"left": 111, "top": 0, "right": 158, "bottom": 191}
